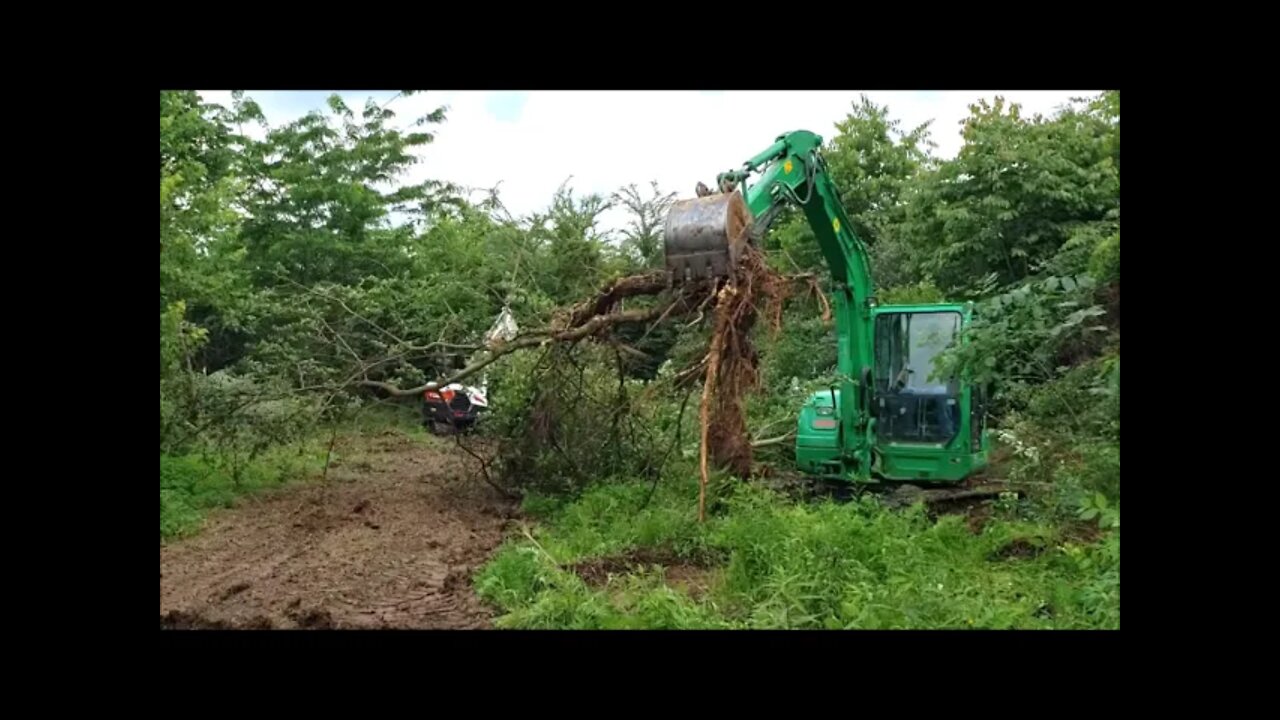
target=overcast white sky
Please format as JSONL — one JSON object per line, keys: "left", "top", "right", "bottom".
{"left": 198, "top": 90, "right": 1096, "bottom": 235}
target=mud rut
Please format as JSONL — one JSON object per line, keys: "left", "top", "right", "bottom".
{"left": 160, "top": 432, "right": 517, "bottom": 629}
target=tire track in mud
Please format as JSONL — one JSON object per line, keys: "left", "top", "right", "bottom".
{"left": 160, "top": 433, "right": 516, "bottom": 629}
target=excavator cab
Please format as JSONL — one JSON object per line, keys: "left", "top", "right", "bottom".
{"left": 867, "top": 303, "right": 988, "bottom": 482}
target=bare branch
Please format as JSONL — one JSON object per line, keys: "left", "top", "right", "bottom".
{"left": 272, "top": 271, "right": 408, "bottom": 346}
{"left": 565, "top": 271, "right": 668, "bottom": 328}
{"left": 358, "top": 296, "right": 692, "bottom": 397}
{"left": 750, "top": 418, "right": 794, "bottom": 441}
{"left": 454, "top": 434, "right": 518, "bottom": 500}
{"left": 751, "top": 431, "right": 796, "bottom": 448}
{"left": 612, "top": 342, "right": 651, "bottom": 360}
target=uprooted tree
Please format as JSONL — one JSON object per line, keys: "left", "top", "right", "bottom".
{"left": 351, "top": 239, "right": 804, "bottom": 520}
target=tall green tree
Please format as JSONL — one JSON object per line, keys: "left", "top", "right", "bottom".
{"left": 767, "top": 95, "right": 933, "bottom": 288}
{"left": 898, "top": 95, "right": 1119, "bottom": 294}
{"left": 613, "top": 181, "right": 677, "bottom": 269}
{"left": 234, "top": 93, "right": 450, "bottom": 288}
{"left": 160, "top": 90, "right": 241, "bottom": 313}
{"left": 524, "top": 181, "right": 620, "bottom": 304}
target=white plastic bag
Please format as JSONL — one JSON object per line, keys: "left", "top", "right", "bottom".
{"left": 476, "top": 305, "right": 519, "bottom": 396}
{"left": 484, "top": 305, "right": 519, "bottom": 347}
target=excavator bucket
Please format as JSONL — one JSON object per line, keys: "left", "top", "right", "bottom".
{"left": 663, "top": 191, "right": 752, "bottom": 283}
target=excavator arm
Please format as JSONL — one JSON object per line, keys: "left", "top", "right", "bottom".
{"left": 662, "top": 130, "right": 878, "bottom": 479}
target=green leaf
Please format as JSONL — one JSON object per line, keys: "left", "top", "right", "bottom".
{"left": 326, "top": 94, "right": 351, "bottom": 117}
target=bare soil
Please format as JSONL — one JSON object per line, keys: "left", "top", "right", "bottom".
{"left": 160, "top": 432, "right": 516, "bottom": 629}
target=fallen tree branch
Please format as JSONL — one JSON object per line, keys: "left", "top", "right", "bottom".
{"left": 919, "top": 488, "right": 1014, "bottom": 504}
{"left": 807, "top": 278, "right": 832, "bottom": 324}
{"left": 683, "top": 290, "right": 716, "bottom": 328}
{"left": 672, "top": 356, "right": 709, "bottom": 387}
{"left": 404, "top": 341, "right": 482, "bottom": 353}
{"left": 358, "top": 298, "right": 686, "bottom": 398}
{"left": 454, "top": 434, "right": 518, "bottom": 499}
{"left": 612, "top": 342, "right": 651, "bottom": 360}
{"left": 750, "top": 418, "right": 794, "bottom": 442}
{"left": 751, "top": 431, "right": 795, "bottom": 448}
{"left": 892, "top": 484, "right": 1024, "bottom": 506}
{"left": 518, "top": 523, "right": 561, "bottom": 569}
{"left": 566, "top": 271, "right": 667, "bottom": 327}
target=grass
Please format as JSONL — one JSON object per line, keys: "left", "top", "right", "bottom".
{"left": 474, "top": 463, "right": 1120, "bottom": 629}
{"left": 160, "top": 443, "right": 328, "bottom": 541}
{"left": 159, "top": 403, "right": 427, "bottom": 542}
{"left": 160, "top": 399, "right": 1120, "bottom": 629}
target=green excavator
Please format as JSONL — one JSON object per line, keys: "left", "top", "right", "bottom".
{"left": 663, "top": 130, "right": 989, "bottom": 485}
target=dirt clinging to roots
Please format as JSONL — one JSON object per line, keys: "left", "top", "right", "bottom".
{"left": 701, "top": 246, "right": 786, "bottom": 478}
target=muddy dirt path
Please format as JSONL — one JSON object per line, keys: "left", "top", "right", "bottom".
{"left": 160, "top": 432, "right": 516, "bottom": 629}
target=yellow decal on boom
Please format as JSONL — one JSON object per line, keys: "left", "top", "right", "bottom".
{"left": 833, "top": 218, "right": 841, "bottom": 233}
{"left": 783, "top": 160, "right": 793, "bottom": 175}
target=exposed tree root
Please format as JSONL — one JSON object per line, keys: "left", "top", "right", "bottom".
{"left": 698, "top": 246, "right": 788, "bottom": 487}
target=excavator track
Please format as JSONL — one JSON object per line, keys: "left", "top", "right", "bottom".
{"left": 756, "top": 468, "right": 1020, "bottom": 508}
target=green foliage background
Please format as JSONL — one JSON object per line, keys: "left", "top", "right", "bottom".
{"left": 160, "top": 90, "right": 1118, "bottom": 628}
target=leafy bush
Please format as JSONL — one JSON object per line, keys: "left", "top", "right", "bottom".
{"left": 757, "top": 311, "right": 837, "bottom": 389}
{"left": 1089, "top": 233, "right": 1120, "bottom": 285}
{"left": 938, "top": 273, "right": 1113, "bottom": 417}
{"left": 879, "top": 280, "right": 946, "bottom": 305}
{"left": 159, "top": 441, "right": 325, "bottom": 541}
